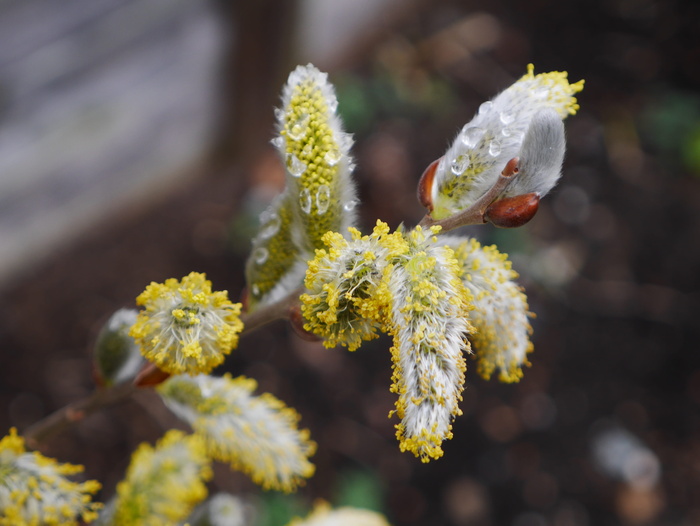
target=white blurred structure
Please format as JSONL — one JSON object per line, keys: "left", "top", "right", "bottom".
{"left": 591, "top": 424, "right": 661, "bottom": 489}
{"left": 0, "top": 0, "right": 398, "bottom": 286}
{"left": 298, "top": 0, "right": 400, "bottom": 66}
{"left": 0, "top": 0, "right": 224, "bottom": 284}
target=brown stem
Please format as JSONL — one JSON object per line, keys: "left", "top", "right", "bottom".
{"left": 23, "top": 382, "right": 137, "bottom": 448}
{"left": 23, "top": 287, "right": 303, "bottom": 446}
{"left": 239, "top": 287, "right": 302, "bottom": 334}
{"left": 418, "top": 157, "right": 519, "bottom": 233}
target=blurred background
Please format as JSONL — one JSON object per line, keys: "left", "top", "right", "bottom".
{"left": 1, "top": 0, "right": 699, "bottom": 524}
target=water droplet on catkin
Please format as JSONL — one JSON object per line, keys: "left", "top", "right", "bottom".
{"left": 499, "top": 111, "right": 515, "bottom": 125}
{"left": 338, "top": 132, "right": 354, "bottom": 150}
{"left": 316, "top": 185, "right": 331, "bottom": 214}
{"left": 300, "top": 188, "right": 312, "bottom": 214}
{"left": 324, "top": 147, "right": 341, "bottom": 166}
{"left": 302, "top": 143, "right": 313, "bottom": 159}
{"left": 488, "top": 140, "right": 502, "bottom": 157}
{"left": 534, "top": 87, "right": 548, "bottom": 99}
{"left": 253, "top": 247, "right": 269, "bottom": 265}
{"left": 450, "top": 155, "right": 470, "bottom": 175}
{"left": 461, "top": 126, "right": 485, "bottom": 148}
{"left": 259, "top": 214, "right": 280, "bottom": 239}
{"left": 479, "top": 101, "right": 493, "bottom": 115}
{"left": 343, "top": 199, "right": 359, "bottom": 212}
{"left": 288, "top": 113, "right": 310, "bottom": 141}
{"left": 288, "top": 154, "right": 307, "bottom": 177}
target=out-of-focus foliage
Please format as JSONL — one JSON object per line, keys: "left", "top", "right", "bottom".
{"left": 640, "top": 90, "right": 700, "bottom": 176}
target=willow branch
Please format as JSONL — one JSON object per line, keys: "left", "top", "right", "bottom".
{"left": 23, "top": 382, "right": 137, "bottom": 448}
{"left": 418, "top": 157, "right": 518, "bottom": 233}
{"left": 239, "top": 286, "right": 303, "bottom": 334}
{"left": 22, "top": 287, "right": 304, "bottom": 446}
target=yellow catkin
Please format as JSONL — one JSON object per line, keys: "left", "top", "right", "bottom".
{"left": 0, "top": 428, "right": 102, "bottom": 525}
{"left": 129, "top": 272, "right": 243, "bottom": 375}
{"left": 448, "top": 237, "right": 533, "bottom": 383}
{"left": 247, "top": 64, "right": 358, "bottom": 309}
{"left": 112, "top": 430, "right": 212, "bottom": 526}
{"left": 300, "top": 221, "right": 402, "bottom": 351}
{"left": 158, "top": 374, "right": 316, "bottom": 493}
{"left": 386, "top": 227, "right": 474, "bottom": 462}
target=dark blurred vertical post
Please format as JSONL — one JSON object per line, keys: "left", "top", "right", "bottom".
{"left": 210, "top": 0, "right": 300, "bottom": 174}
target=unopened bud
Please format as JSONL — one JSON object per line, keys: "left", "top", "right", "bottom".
{"left": 485, "top": 193, "right": 540, "bottom": 228}
{"left": 502, "top": 108, "right": 566, "bottom": 199}
{"left": 93, "top": 308, "right": 144, "bottom": 387}
{"left": 417, "top": 157, "right": 441, "bottom": 212}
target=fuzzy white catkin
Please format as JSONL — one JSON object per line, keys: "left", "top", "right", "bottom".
{"left": 427, "top": 65, "right": 583, "bottom": 219}
{"left": 441, "top": 236, "right": 533, "bottom": 382}
{"left": 503, "top": 108, "right": 566, "bottom": 198}
{"left": 158, "top": 374, "right": 316, "bottom": 493}
{"left": 246, "top": 64, "right": 359, "bottom": 310}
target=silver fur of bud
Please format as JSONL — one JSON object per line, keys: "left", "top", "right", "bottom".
{"left": 504, "top": 108, "right": 566, "bottom": 198}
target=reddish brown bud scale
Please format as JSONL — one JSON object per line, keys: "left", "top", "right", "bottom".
{"left": 485, "top": 193, "right": 540, "bottom": 228}
{"left": 502, "top": 157, "right": 520, "bottom": 178}
{"left": 92, "top": 361, "right": 107, "bottom": 388}
{"left": 240, "top": 286, "right": 250, "bottom": 312}
{"left": 417, "top": 157, "right": 441, "bottom": 211}
{"left": 133, "top": 362, "right": 171, "bottom": 387}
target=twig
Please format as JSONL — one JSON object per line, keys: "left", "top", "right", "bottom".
{"left": 23, "top": 288, "right": 303, "bottom": 446}
{"left": 23, "top": 382, "right": 137, "bottom": 448}
{"left": 418, "top": 157, "right": 518, "bottom": 233}
{"left": 239, "top": 287, "right": 302, "bottom": 334}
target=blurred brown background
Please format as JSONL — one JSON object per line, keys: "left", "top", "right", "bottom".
{"left": 1, "top": 0, "right": 699, "bottom": 525}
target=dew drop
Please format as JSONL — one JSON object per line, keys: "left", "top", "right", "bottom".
{"left": 450, "top": 154, "right": 470, "bottom": 175}
{"left": 343, "top": 199, "right": 360, "bottom": 212}
{"left": 324, "top": 147, "right": 342, "bottom": 166}
{"left": 316, "top": 185, "right": 331, "bottom": 215}
{"left": 501, "top": 127, "right": 512, "bottom": 138}
{"left": 288, "top": 113, "right": 310, "bottom": 140}
{"left": 259, "top": 214, "right": 281, "bottom": 239}
{"left": 302, "top": 143, "right": 313, "bottom": 159}
{"left": 252, "top": 284, "right": 261, "bottom": 297}
{"left": 274, "top": 108, "right": 284, "bottom": 121}
{"left": 270, "top": 136, "right": 284, "bottom": 149}
{"left": 460, "top": 126, "right": 485, "bottom": 148}
{"left": 253, "top": 247, "right": 269, "bottom": 265}
{"left": 300, "top": 188, "right": 312, "bottom": 214}
{"left": 499, "top": 111, "right": 515, "bottom": 125}
{"left": 328, "top": 98, "right": 338, "bottom": 112}
{"left": 488, "top": 140, "right": 502, "bottom": 157}
{"left": 479, "top": 101, "right": 493, "bottom": 115}
{"left": 534, "top": 87, "right": 548, "bottom": 99}
{"left": 339, "top": 132, "right": 354, "bottom": 149}
{"left": 288, "top": 154, "right": 307, "bottom": 177}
